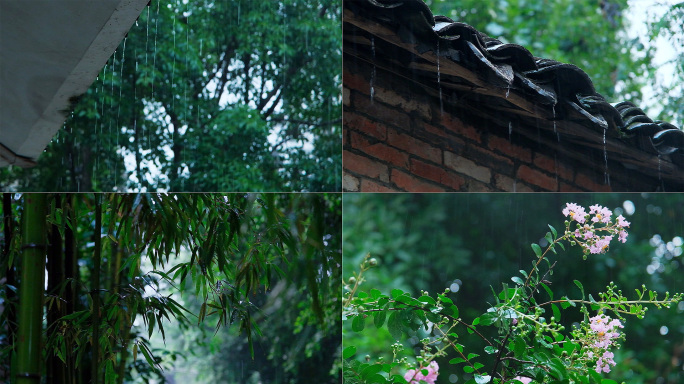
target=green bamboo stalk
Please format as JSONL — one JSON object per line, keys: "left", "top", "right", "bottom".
{"left": 91, "top": 194, "right": 103, "bottom": 384}
{"left": 16, "top": 194, "right": 48, "bottom": 384}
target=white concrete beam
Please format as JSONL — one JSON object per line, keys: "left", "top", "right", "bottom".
{"left": 0, "top": 0, "right": 149, "bottom": 167}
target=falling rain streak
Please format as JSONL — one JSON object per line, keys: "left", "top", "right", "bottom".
{"left": 370, "top": 36, "right": 376, "bottom": 103}
{"left": 603, "top": 128, "right": 610, "bottom": 186}
{"left": 437, "top": 40, "right": 443, "bottom": 115}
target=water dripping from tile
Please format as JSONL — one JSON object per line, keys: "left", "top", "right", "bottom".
{"left": 505, "top": 86, "right": 510, "bottom": 99}
{"left": 508, "top": 121, "right": 513, "bottom": 141}
{"left": 603, "top": 128, "right": 610, "bottom": 186}
{"left": 370, "top": 36, "right": 376, "bottom": 103}
{"left": 657, "top": 154, "right": 662, "bottom": 188}
{"left": 437, "top": 39, "right": 443, "bottom": 115}
{"left": 552, "top": 103, "right": 558, "bottom": 140}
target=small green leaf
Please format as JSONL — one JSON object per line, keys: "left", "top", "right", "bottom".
{"left": 548, "top": 224, "right": 557, "bottom": 238}
{"left": 449, "top": 357, "right": 466, "bottom": 364}
{"left": 370, "top": 288, "right": 382, "bottom": 300}
{"left": 484, "top": 346, "right": 497, "bottom": 354}
{"left": 574, "top": 280, "right": 585, "bottom": 296}
{"left": 551, "top": 303, "right": 561, "bottom": 321}
{"left": 531, "top": 243, "right": 542, "bottom": 257}
{"left": 391, "top": 289, "right": 404, "bottom": 299}
{"left": 343, "top": 346, "right": 357, "bottom": 359}
{"left": 352, "top": 315, "right": 366, "bottom": 332}
{"left": 560, "top": 296, "right": 576, "bottom": 308}
{"left": 511, "top": 276, "right": 524, "bottom": 285}
{"left": 463, "top": 365, "right": 475, "bottom": 373}
{"left": 475, "top": 375, "right": 491, "bottom": 384}
{"left": 540, "top": 282, "right": 553, "bottom": 300}
{"left": 388, "top": 312, "right": 402, "bottom": 340}
{"left": 374, "top": 305, "right": 388, "bottom": 328}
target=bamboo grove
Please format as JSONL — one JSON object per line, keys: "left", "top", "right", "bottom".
{"left": 0, "top": 193, "right": 342, "bottom": 383}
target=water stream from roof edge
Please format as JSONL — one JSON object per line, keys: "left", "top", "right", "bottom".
{"left": 370, "top": 36, "right": 376, "bottom": 103}
{"left": 437, "top": 40, "right": 443, "bottom": 115}
{"left": 603, "top": 128, "right": 610, "bottom": 186}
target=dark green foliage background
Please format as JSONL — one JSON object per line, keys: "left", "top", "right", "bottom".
{"left": 343, "top": 193, "right": 684, "bottom": 383}
{"left": 0, "top": 0, "right": 341, "bottom": 192}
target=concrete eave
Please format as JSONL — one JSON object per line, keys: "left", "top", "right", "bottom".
{"left": 0, "top": 0, "right": 149, "bottom": 167}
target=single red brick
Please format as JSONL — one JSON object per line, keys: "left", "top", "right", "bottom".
{"left": 441, "top": 114, "right": 482, "bottom": 144}
{"left": 361, "top": 179, "right": 398, "bottom": 192}
{"left": 463, "top": 145, "right": 515, "bottom": 176}
{"left": 488, "top": 135, "right": 533, "bottom": 164}
{"left": 559, "top": 182, "right": 586, "bottom": 192}
{"left": 350, "top": 131, "right": 409, "bottom": 168}
{"left": 517, "top": 165, "right": 558, "bottom": 191}
{"left": 417, "top": 122, "right": 466, "bottom": 152}
{"left": 410, "top": 158, "right": 465, "bottom": 190}
{"left": 575, "top": 171, "right": 613, "bottom": 192}
{"left": 387, "top": 128, "right": 441, "bottom": 163}
{"left": 494, "top": 173, "right": 534, "bottom": 192}
{"left": 344, "top": 151, "right": 390, "bottom": 183}
{"left": 391, "top": 169, "right": 447, "bottom": 192}
{"left": 533, "top": 153, "right": 574, "bottom": 182}
{"left": 352, "top": 93, "right": 411, "bottom": 130}
{"left": 443, "top": 151, "right": 492, "bottom": 183}
{"left": 343, "top": 67, "right": 370, "bottom": 95}
{"left": 343, "top": 112, "right": 387, "bottom": 141}
{"left": 465, "top": 179, "right": 493, "bottom": 192}
{"left": 373, "top": 86, "right": 432, "bottom": 121}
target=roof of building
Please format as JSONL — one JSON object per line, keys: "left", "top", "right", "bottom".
{"left": 0, "top": 0, "right": 148, "bottom": 168}
{"left": 344, "top": 0, "right": 684, "bottom": 186}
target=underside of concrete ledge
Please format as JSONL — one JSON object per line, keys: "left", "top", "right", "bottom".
{"left": 0, "top": 0, "right": 149, "bottom": 167}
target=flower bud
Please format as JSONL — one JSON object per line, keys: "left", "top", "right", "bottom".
{"left": 369, "top": 258, "right": 378, "bottom": 267}
{"left": 348, "top": 276, "right": 356, "bottom": 285}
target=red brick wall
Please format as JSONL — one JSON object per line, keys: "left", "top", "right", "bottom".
{"left": 343, "top": 59, "right": 657, "bottom": 192}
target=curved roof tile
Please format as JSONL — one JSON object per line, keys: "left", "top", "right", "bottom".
{"left": 345, "top": 0, "right": 682, "bottom": 159}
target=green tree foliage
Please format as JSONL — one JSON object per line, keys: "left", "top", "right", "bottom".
{"left": 0, "top": 0, "right": 341, "bottom": 192}
{"left": 423, "top": 0, "right": 650, "bottom": 104}
{"left": 0, "top": 193, "right": 341, "bottom": 383}
{"left": 648, "top": 3, "right": 684, "bottom": 124}
{"left": 343, "top": 194, "right": 684, "bottom": 383}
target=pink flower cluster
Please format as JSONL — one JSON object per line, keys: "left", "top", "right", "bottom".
{"left": 562, "top": 203, "right": 630, "bottom": 254}
{"left": 587, "top": 314, "right": 624, "bottom": 373}
{"left": 404, "top": 361, "right": 439, "bottom": 384}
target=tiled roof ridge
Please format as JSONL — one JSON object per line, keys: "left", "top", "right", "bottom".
{"left": 347, "top": 0, "right": 683, "bottom": 160}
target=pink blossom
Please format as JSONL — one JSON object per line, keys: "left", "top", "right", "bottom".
{"left": 589, "top": 236, "right": 613, "bottom": 254}
{"left": 512, "top": 377, "right": 533, "bottom": 384}
{"left": 616, "top": 215, "right": 630, "bottom": 228}
{"left": 595, "top": 351, "right": 616, "bottom": 373}
{"left": 588, "top": 314, "right": 623, "bottom": 360}
{"left": 618, "top": 230, "right": 628, "bottom": 243}
{"left": 589, "top": 204, "right": 612, "bottom": 224}
{"left": 563, "top": 203, "right": 587, "bottom": 224}
{"left": 404, "top": 361, "right": 439, "bottom": 384}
